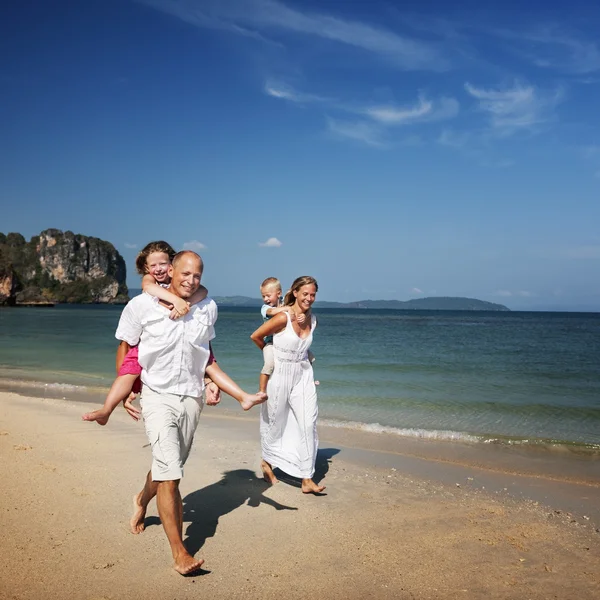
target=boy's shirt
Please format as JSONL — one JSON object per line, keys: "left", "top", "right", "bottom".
{"left": 260, "top": 296, "right": 283, "bottom": 345}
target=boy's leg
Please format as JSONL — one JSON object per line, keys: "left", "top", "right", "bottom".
{"left": 82, "top": 373, "right": 139, "bottom": 425}
{"left": 259, "top": 345, "right": 275, "bottom": 394}
{"left": 205, "top": 362, "right": 266, "bottom": 411}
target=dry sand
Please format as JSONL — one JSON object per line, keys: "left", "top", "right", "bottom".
{"left": 1, "top": 391, "right": 599, "bottom": 600}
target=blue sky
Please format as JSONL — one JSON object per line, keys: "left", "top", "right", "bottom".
{"left": 2, "top": 0, "right": 599, "bottom": 310}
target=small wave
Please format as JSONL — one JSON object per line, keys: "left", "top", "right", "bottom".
{"left": 319, "top": 418, "right": 481, "bottom": 443}
{"left": 0, "top": 378, "right": 88, "bottom": 392}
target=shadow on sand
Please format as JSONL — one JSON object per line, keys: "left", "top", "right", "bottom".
{"left": 271, "top": 447, "right": 341, "bottom": 490}
{"left": 181, "top": 469, "right": 298, "bottom": 557}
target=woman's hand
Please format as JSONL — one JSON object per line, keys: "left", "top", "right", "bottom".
{"left": 123, "top": 392, "right": 141, "bottom": 421}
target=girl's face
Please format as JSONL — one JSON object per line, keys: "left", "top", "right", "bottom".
{"left": 146, "top": 251, "right": 170, "bottom": 283}
{"left": 293, "top": 284, "right": 317, "bottom": 312}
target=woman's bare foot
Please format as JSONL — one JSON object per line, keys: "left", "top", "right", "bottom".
{"left": 240, "top": 391, "right": 267, "bottom": 411}
{"left": 301, "top": 478, "right": 326, "bottom": 494}
{"left": 130, "top": 493, "right": 147, "bottom": 534}
{"left": 174, "top": 553, "right": 204, "bottom": 576}
{"left": 81, "top": 409, "right": 110, "bottom": 426}
{"left": 261, "top": 459, "right": 279, "bottom": 485}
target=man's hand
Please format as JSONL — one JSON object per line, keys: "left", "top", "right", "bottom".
{"left": 205, "top": 380, "right": 221, "bottom": 406}
{"left": 123, "top": 392, "right": 141, "bottom": 421}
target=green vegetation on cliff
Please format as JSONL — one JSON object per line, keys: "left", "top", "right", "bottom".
{"left": 0, "top": 229, "right": 128, "bottom": 305}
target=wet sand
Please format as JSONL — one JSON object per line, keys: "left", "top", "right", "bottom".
{"left": 1, "top": 391, "right": 599, "bottom": 600}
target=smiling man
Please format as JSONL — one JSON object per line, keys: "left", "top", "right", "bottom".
{"left": 114, "top": 250, "right": 218, "bottom": 575}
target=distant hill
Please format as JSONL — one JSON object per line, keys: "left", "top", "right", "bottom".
{"left": 211, "top": 295, "right": 509, "bottom": 311}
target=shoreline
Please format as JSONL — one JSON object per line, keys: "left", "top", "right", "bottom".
{"left": 1, "top": 391, "right": 599, "bottom": 599}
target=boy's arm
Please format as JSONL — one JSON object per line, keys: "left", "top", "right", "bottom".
{"left": 264, "top": 305, "right": 290, "bottom": 317}
{"left": 142, "top": 274, "right": 190, "bottom": 318}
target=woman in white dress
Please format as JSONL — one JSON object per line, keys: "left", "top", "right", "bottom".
{"left": 250, "top": 276, "right": 324, "bottom": 494}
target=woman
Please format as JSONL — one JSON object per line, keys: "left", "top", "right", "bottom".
{"left": 250, "top": 276, "right": 324, "bottom": 494}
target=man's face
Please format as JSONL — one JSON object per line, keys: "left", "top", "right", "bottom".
{"left": 168, "top": 254, "right": 202, "bottom": 299}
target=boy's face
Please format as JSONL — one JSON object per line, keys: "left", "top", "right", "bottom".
{"left": 261, "top": 285, "right": 281, "bottom": 306}
{"left": 146, "top": 251, "right": 170, "bottom": 283}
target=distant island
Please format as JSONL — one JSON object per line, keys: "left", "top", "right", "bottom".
{"left": 0, "top": 229, "right": 128, "bottom": 305}
{"left": 210, "top": 295, "right": 510, "bottom": 311}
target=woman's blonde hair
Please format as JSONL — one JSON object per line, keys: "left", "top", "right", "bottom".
{"left": 283, "top": 276, "right": 318, "bottom": 306}
{"left": 135, "top": 241, "right": 176, "bottom": 275}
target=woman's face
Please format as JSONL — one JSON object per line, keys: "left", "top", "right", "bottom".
{"left": 293, "top": 283, "right": 317, "bottom": 312}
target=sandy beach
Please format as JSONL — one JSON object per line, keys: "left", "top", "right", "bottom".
{"left": 1, "top": 391, "right": 599, "bottom": 600}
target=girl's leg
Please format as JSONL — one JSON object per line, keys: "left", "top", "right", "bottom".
{"left": 82, "top": 373, "right": 140, "bottom": 425}
{"left": 205, "top": 362, "right": 266, "bottom": 411}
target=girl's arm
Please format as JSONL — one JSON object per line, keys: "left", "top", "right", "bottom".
{"left": 250, "top": 312, "right": 288, "bottom": 350}
{"left": 142, "top": 274, "right": 190, "bottom": 317}
{"left": 188, "top": 285, "right": 208, "bottom": 305}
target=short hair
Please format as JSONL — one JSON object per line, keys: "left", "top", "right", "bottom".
{"left": 261, "top": 277, "right": 281, "bottom": 291}
{"left": 135, "top": 241, "right": 176, "bottom": 275}
{"left": 172, "top": 250, "right": 204, "bottom": 272}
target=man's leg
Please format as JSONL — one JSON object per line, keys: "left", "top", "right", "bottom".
{"left": 130, "top": 470, "right": 158, "bottom": 534}
{"left": 156, "top": 479, "right": 203, "bottom": 575}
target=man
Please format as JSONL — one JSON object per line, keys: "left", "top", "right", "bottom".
{"left": 114, "top": 251, "right": 242, "bottom": 575}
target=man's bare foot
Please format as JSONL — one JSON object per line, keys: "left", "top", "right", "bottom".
{"left": 240, "top": 391, "right": 267, "bottom": 411}
{"left": 301, "top": 478, "right": 326, "bottom": 494}
{"left": 81, "top": 409, "right": 110, "bottom": 426}
{"left": 261, "top": 459, "right": 279, "bottom": 485}
{"left": 174, "top": 553, "right": 204, "bottom": 576}
{"left": 130, "top": 493, "right": 147, "bottom": 534}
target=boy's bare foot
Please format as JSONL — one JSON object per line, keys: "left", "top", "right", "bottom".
{"left": 240, "top": 391, "right": 267, "bottom": 411}
{"left": 130, "top": 493, "right": 147, "bottom": 534}
{"left": 301, "top": 478, "right": 326, "bottom": 494}
{"left": 81, "top": 409, "right": 110, "bottom": 426}
{"left": 174, "top": 553, "right": 204, "bottom": 576}
{"left": 261, "top": 459, "right": 279, "bottom": 485}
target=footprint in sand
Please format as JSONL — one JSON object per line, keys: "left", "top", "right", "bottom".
{"left": 0, "top": 431, "right": 8, "bottom": 436}
{"left": 13, "top": 444, "right": 33, "bottom": 451}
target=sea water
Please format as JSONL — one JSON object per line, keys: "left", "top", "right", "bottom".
{"left": 1, "top": 305, "right": 599, "bottom": 450}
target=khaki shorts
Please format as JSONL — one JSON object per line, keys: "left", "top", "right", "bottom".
{"left": 140, "top": 386, "right": 204, "bottom": 481}
{"left": 261, "top": 343, "right": 275, "bottom": 375}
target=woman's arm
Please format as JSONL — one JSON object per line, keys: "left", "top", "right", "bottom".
{"left": 250, "top": 312, "right": 288, "bottom": 350}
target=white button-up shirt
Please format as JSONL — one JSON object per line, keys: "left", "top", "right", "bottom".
{"left": 115, "top": 293, "right": 218, "bottom": 397}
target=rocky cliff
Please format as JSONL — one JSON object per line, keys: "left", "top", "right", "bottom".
{"left": 0, "top": 229, "right": 128, "bottom": 305}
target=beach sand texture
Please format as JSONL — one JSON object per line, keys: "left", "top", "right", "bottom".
{"left": 1, "top": 391, "right": 599, "bottom": 600}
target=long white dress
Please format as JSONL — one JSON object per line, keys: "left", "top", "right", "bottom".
{"left": 260, "top": 312, "right": 318, "bottom": 479}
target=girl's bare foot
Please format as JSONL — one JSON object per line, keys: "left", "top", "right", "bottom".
{"left": 302, "top": 478, "right": 325, "bottom": 494}
{"left": 81, "top": 409, "right": 110, "bottom": 426}
{"left": 130, "top": 493, "right": 147, "bottom": 534}
{"left": 240, "top": 391, "right": 267, "bottom": 411}
{"left": 261, "top": 459, "right": 279, "bottom": 485}
{"left": 174, "top": 552, "right": 204, "bottom": 576}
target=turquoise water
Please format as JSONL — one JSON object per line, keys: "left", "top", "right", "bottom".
{"left": 1, "top": 305, "right": 599, "bottom": 449}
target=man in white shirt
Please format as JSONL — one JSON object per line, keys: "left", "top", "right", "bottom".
{"left": 115, "top": 250, "right": 221, "bottom": 576}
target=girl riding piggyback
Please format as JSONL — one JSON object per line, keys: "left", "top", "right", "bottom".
{"left": 82, "top": 241, "right": 207, "bottom": 425}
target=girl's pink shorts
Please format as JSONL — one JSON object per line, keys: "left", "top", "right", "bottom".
{"left": 118, "top": 345, "right": 142, "bottom": 394}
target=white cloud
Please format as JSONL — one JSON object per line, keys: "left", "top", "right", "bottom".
{"left": 124, "top": 243, "right": 137, "bottom": 249}
{"left": 264, "top": 81, "right": 330, "bottom": 104}
{"left": 464, "top": 81, "right": 563, "bottom": 136}
{"left": 365, "top": 96, "right": 459, "bottom": 125}
{"left": 492, "top": 25, "right": 600, "bottom": 75}
{"left": 493, "top": 290, "right": 533, "bottom": 297}
{"left": 183, "top": 240, "right": 206, "bottom": 251}
{"left": 136, "top": 0, "right": 448, "bottom": 71}
{"left": 326, "top": 118, "right": 385, "bottom": 148}
{"left": 410, "top": 287, "right": 424, "bottom": 294}
{"left": 259, "top": 237, "right": 283, "bottom": 247}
